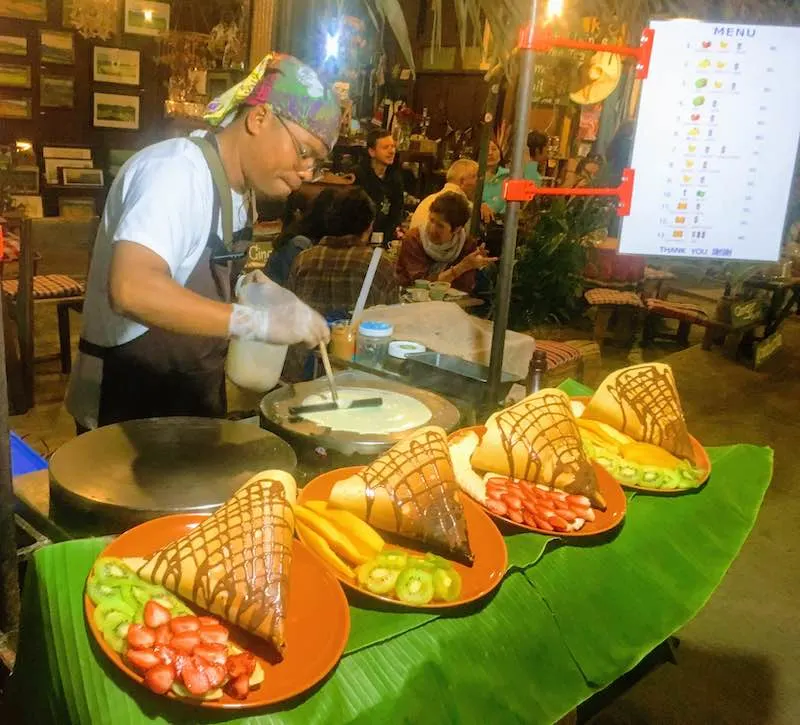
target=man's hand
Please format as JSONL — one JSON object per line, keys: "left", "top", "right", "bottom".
{"left": 480, "top": 203, "right": 495, "bottom": 224}
{"left": 230, "top": 270, "right": 329, "bottom": 347}
{"left": 460, "top": 243, "right": 498, "bottom": 272}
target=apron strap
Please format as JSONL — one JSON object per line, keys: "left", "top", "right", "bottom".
{"left": 189, "top": 134, "right": 234, "bottom": 252}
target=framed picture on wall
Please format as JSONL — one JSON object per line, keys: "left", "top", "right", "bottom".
{"left": 62, "top": 168, "right": 105, "bottom": 187}
{"left": 59, "top": 196, "right": 97, "bottom": 219}
{"left": 43, "top": 146, "right": 92, "bottom": 160}
{"left": 93, "top": 92, "right": 140, "bottom": 129}
{"left": 93, "top": 47, "right": 140, "bottom": 86}
{"left": 40, "top": 30, "right": 75, "bottom": 65}
{"left": 124, "top": 0, "right": 170, "bottom": 37}
{"left": 44, "top": 158, "right": 92, "bottom": 185}
{"left": 7, "top": 166, "right": 40, "bottom": 194}
{"left": 0, "top": 97, "right": 32, "bottom": 119}
{"left": 40, "top": 74, "right": 74, "bottom": 108}
{"left": 0, "top": 64, "right": 32, "bottom": 89}
{"left": 12, "top": 195, "right": 44, "bottom": 218}
{"left": 0, "top": 0, "right": 47, "bottom": 22}
{"left": 0, "top": 35, "right": 28, "bottom": 57}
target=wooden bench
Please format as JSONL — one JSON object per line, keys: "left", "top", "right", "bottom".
{"left": 583, "top": 288, "right": 645, "bottom": 351}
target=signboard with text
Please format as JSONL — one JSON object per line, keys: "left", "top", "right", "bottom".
{"left": 619, "top": 20, "right": 800, "bottom": 262}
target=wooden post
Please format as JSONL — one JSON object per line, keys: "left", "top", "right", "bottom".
{"left": 0, "top": 273, "right": 21, "bottom": 634}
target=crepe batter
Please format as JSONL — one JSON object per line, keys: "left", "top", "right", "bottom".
{"left": 299, "top": 387, "right": 432, "bottom": 434}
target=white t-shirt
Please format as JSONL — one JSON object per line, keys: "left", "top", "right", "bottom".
{"left": 408, "top": 182, "right": 470, "bottom": 231}
{"left": 80, "top": 132, "right": 248, "bottom": 347}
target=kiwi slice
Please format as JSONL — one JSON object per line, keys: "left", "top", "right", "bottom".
{"left": 376, "top": 551, "right": 408, "bottom": 570}
{"left": 87, "top": 577, "right": 133, "bottom": 607}
{"left": 357, "top": 560, "right": 401, "bottom": 594}
{"left": 616, "top": 463, "right": 642, "bottom": 483}
{"left": 432, "top": 568, "right": 462, "bottom": 602}
{"left": 395, "top": 567, "right": 435, "bottom": 605}
{"left": 93, "top": 596, "right": 135, "bottom": 632}
{"left": 424, "top": 553, "right": 453, "bottom": 570}
{"left": 93, "top": 557, "right": 135, "bottom": 581}
{"left": 101, "top": 613, "right": 131, "bottom": 653}
{"left": 639, "top": 466, "right": 665, "bottom": 488}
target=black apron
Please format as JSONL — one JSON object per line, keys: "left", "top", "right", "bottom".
{"left": 78, "top": 134, "right": 252, "bottom": 427}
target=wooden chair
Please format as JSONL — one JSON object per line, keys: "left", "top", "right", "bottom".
{"left": 1, "top": 216, "right": 99, "bottom": 411}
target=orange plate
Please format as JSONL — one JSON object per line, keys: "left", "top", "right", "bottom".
{"left": 298, "top": 467, "right": 508, "bottom": 609}
{"left": 84, "top": 514, "right": 350, "bottom": 710}
{"left": 571, "top": 396, "right": 711, "bottom": 493}
{"left": 449, "top": 427, "right": 627, "bottom": 538}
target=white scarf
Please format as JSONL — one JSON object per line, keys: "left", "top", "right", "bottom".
{"left": 421, "top": 225, "right": 467, "bottom": 276}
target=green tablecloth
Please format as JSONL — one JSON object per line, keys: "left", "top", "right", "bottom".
{"left": 7, "top": 381, "right": 773, "bottom": 724}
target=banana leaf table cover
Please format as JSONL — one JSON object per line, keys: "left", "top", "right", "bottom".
{"left": 7, "top": 381, "right": 772, "bottom": 724}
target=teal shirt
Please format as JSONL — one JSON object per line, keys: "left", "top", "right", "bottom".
{"left": 482, "top": 163, "right": 542, "bottom": 216}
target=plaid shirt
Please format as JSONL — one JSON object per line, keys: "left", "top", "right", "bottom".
{"left": 286, "top": 235, "right": 400, "bottom": 317}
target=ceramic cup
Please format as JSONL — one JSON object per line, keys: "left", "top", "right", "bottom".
{"left": 429, "top": 281, "right": 451, "bottom": 300}
{"left": 410, "top": 287, "right": 430, "bottom": 302}
{"left": 414, "top": 279, "right": 430, "bottom": 289}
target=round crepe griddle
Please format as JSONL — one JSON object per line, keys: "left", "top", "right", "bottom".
{"left": 49, "top": 417, "right": 296, "bottom": 532}
{"left": 261, "top": 371, "right": 460, "bottom": 457}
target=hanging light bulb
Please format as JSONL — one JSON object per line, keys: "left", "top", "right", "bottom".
{"left": 325, "top": 31, "right": 340, "bottom": 61}
{"left": 546, "top": 0, "right": 564, "bottom": 21}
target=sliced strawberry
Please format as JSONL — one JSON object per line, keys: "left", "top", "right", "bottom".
{"left": 173, "top": 653, "right": 190, "bottom": 677}
{"left": 194, "top": 643, "right": 228, "bottom": 666}
{"left": 153, "top": 644, "right": 177, "bottom": 666}
{"left": 153, "top": 624, "right": 172, "bottom": 646}
{"left": 507, "top": 509, "right": 524, "bottom": 524}
{"left": 226, "top": 652, "right": 256, "bottom": 678}
{"left": 226, "top": 673, "right": 250, "bottom": 700}
{"left": 204, "top": 663, "right": 227, "bottom": 689}
{"left": 198, "top": 616, "right": 219, "bottom": 627}
{"left": 125, "top": 648, "right": 160, "bottom": 672}
{"left": 126, "top": 623, "right": 156, "bottom": 650}
{"left": 170, "top": 631, "right": 201, "bottom": 654}
{"left": 198, "top": 625, "right": 229, "bottom": 645}
{"left": 143, "top": 600, "right": 171, "bottom": 629}
{"left": 180, "top": 659, "right": 210, "bottom": 695}
{"left": 144, "top": 663, "right": 176, "bottom": 694}
{"left": 169, "top": 615, "right": 200, "bottom": 634}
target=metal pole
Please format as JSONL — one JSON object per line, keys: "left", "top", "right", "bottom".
{"left": 0, "top": 294, "right": 20, "bottom": 634}
{"left": 486, "top": 0, "right": 539, "bottom": 407}
{"left": 470, "top": 63, "right": 504, "bottom": 237}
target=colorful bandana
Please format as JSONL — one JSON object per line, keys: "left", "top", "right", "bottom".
{"left": 204, "top": 53, "right": 341, "bottom": 151}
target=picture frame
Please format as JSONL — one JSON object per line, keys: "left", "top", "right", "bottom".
{"left": 62, "top": 168, "right": 105, "bottom": 187}
{"left": 93, "top": 47, "right": 140, "bottom": 86}
{"left": 0, "top": 35, "right": 28, "bottom": 57}
{"left": 44, "top": 158, "right": 92, "bottom": 185}
{"left": 40, "top": 74, "right": 74, "bottom": 108}
{"left": 40, "top": 30, "right": 75, "bottom": 65}
{"left": 43, "top": 146, "right": 92, "bottom": 160}
{"left": 0, "top": 0, "right": 47, "bottom": 22}
{"left": 7, "top": 166, "right": 40, "bottom": 194}
{"left": 0, "top": 97, "right": 32, "bottom": 119}
{"left": 124, "top": 0, "right": 170, "bottom": 37}
{"left": 59, "top": 196, "right": 96, "bottom": 219}
{"left": 12, "top": 194, "right": 44, "bottom": 218}
{"left": 0, "top": 64, "right": 32, "bottom": 89}
{"left": 93, "top": 92, "right": 140, "bottom": 130}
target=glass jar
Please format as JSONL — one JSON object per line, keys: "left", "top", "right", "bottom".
{"left": 355, "top": 321, "right": 394, "bottom": 368}
{"left": 329, "top": 321, "right": 356, "bottom": 361}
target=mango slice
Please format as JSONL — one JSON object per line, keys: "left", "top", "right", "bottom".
{"left": 620, "top": 441, "right": 683, "bottom": 469}
{"left": 296, "top": 521, "right": 355, "bottom": 579}
{"left": 317, "top": 508, "right": 384, "bottom": 556}
{"left": 294, "top": 505, "right": 370, "bottom": 565}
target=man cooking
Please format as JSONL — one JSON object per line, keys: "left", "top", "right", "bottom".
{"left": 354, "top": 129, "right": 404, "bottom": 243}
{"left": 66, "top": 53, "right": 340, "bottom": 431}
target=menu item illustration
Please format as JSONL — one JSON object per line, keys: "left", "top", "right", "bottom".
{"left": 621, "top": 19, "right": 800, "bottom": 262}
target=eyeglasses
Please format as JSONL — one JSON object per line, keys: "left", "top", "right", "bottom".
{"left": 275, "top": 114, "right": 325, "bottom": 180}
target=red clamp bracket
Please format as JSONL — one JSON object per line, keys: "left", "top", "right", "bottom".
{"left": 502, "top": 168, "right": 635, "bottom": 217}
{"left": 517, "top": 26, "right": 654, "bottom": 79}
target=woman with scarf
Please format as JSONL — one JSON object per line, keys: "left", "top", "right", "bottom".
{"left": 396, "top": 191, "right": 497, "bottom": 293}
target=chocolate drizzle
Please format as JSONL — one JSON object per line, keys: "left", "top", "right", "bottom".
{"left": 360, "top": 429, "right": 473, "bottom": 565}
{"left": 137, "top": 477, "right": 294, "bottom": 654}
{"left": 607, "top": 365, "right": 695, "bottom": 462}
{"left": 492, "top": 391, "right": 602, "bottom": 508}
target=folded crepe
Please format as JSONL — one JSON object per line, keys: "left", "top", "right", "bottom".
{"left": 128, "top": 470, "right": 296, "bottom": 655}
{"left": 328, "top": 426, "right": 473, "bottom": 565}
{"left": 582, "top": 363, "right": 696, "bottom": 464}
{"left": 471, "top": 388, "right": 606, "bottom": 510}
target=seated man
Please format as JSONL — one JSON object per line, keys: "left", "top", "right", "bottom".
{"left": 397, "top": 191, "right": 497, "bottom": 294}
{"left": 354, "top": 129, "right": 404, "bottom": 243}
{"left": 286, "top": 188, "right": 399, "bottom": 317}
{"left": 284, "top": 188, "right": 399, "bottom": 380}
{"left": 409, "top": 159, "right": 478, "bottom": 230}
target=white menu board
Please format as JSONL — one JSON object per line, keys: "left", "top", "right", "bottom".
{"left": 619, "top": 20, "right": 800, "bottom": 262}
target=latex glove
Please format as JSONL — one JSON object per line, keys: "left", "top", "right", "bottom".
{"left": 229, "top": 271, "right": 330, "bottom": 347}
